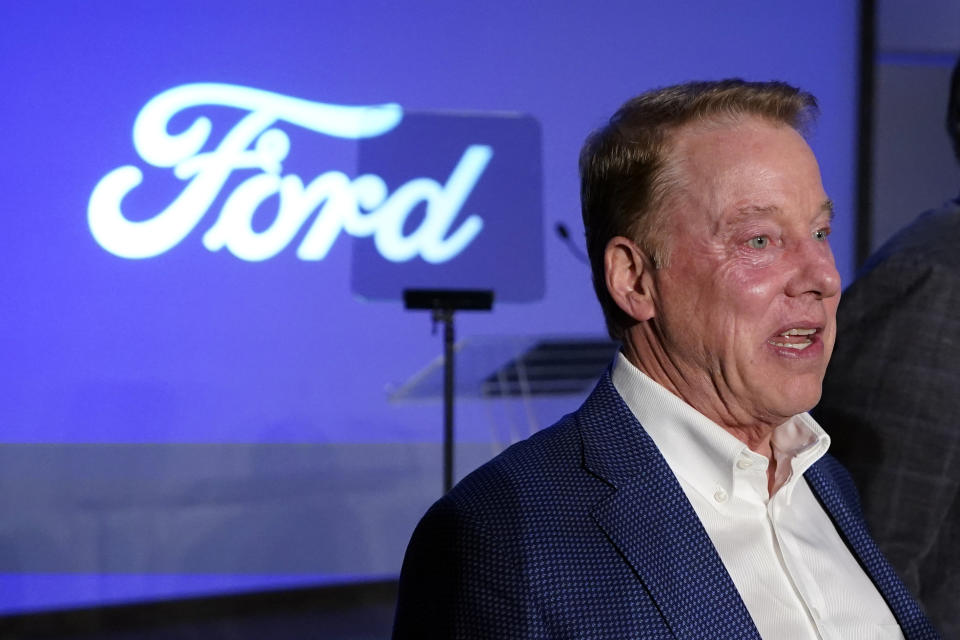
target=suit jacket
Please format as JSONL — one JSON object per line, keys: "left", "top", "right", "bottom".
{"left": 815, "top": 198, "right": 960, "bottom": 637}
{"left": 394, "top": 373, "right": 938, "bottom": 639}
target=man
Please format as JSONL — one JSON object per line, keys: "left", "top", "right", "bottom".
{"left": 815, "top": 58, "right": 960, "bottom": 636}
{"left": 393, "top": 80, "right": 938, "bottom": 639}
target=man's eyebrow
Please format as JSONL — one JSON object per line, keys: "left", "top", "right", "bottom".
{"left": 821, "top": 199, "right": 835, "bottom": 221}
{"left": 736, "top": 205, "right": 778, "bottom": 216}
{"left": 731, "top": 200, "right": 835, "bottom": 221}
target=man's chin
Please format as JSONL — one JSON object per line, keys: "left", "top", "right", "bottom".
{"left": 756, "top": 382, "right": 823, "bottom": 422}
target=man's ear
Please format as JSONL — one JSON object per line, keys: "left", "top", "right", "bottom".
{"left": 604, "top": 236, "right": 657, "bottom": 322}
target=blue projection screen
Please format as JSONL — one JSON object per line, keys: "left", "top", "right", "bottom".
{"left": 2, "top": 1, "right": 859, "bottom": 615}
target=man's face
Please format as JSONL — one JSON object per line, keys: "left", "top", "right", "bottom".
{"left": 648, "top": 116, "right": 840, "bottom": 427}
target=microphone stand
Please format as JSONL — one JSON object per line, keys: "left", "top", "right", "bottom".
{"left": 404, "top": 289, "right": 493, "bottom": 494}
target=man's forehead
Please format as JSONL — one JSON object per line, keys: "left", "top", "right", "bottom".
{"left": 666, "top": 117, "right": 813, "bottom": 185}
{"left": 669, "top": 112, "right": 783, "bottom": 146}
{"left": 662, "top": 115, "right": 830, "bottom": 232}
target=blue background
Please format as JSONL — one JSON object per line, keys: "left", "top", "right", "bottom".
{"left": 1, "top": 1, "right": 858, "bottom": 615}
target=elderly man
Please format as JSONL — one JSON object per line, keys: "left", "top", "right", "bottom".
{"left": 393, "top": 80, "right": 938, "bottom": 639}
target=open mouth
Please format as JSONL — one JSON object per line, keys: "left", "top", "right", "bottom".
{"left": 767, "top": 327, "right": 817, "bottom": 350}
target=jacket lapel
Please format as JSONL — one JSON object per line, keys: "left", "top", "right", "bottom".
{"left": 581, "top": 374, "right": 761, "bottom": 639}
{"left": 805, "top": 459, "right": 941, "bottom": 639}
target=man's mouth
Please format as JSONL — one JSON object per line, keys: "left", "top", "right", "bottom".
{"left": 768, "top": 328, "right": 817, "bottom": 350}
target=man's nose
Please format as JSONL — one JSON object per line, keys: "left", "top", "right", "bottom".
{"left": 785, "top": 238, "right": 842, "bottom": 300}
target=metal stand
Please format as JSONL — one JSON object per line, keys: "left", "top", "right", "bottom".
{"left": 404, "top": 289, "right": 493, "bottom": 494}
{"left": 434, "top": 307, "right": 456, "bottom": 493}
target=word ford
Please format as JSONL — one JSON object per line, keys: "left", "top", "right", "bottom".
{"left": 88, "top": 83, "right": 490, "bottom": 263}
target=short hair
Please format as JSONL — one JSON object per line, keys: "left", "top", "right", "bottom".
{"left": 948, "top": 55, "right": 960, "bottom": 163}
{"left": 579, "top": 79, "right": 819, "bottom": 340}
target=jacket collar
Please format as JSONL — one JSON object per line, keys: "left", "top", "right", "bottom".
{"left": 580, "top": 372, "right": 761, "bottom": 639}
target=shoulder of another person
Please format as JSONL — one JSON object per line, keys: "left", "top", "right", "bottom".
{"left": 861, "top": 203, "right": 960, "bottom": 276}
{"left": 839, "top": 218, "right": 960, "bottom": 328}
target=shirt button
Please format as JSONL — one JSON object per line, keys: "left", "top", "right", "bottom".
{"left": 713, "top": 488, "right": 728, "bottom": 503}
{"left": 736, "top": 459, "right": 753, "bottom": 470}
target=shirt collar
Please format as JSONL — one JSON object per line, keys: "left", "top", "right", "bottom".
{"left": 611, "top": 351, "right": 831, "bottom": 505}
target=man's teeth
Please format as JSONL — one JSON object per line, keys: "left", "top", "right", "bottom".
{"left": 769, "top": 328, "right": 816, "bottom": 350}
{"left": 769, "top": 340, "right": 812, "bottom": 350}
{"left": 781, "top": 328, "right": 816, "bottom": 336}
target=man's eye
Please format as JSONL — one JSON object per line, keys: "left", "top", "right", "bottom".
{"left": 813, "top": 228, "right": 830, "bottom": 241}
{"left": 747, "top": 236, "right": 769, "bottom": 249}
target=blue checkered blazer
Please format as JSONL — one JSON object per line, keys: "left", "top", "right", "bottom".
{"left": 393, "top": 373, "right": 939, "bottom": 639}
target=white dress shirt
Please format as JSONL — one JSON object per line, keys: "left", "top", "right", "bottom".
{"left": 612, "top": 353, "right": 904, "bottom": 640}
